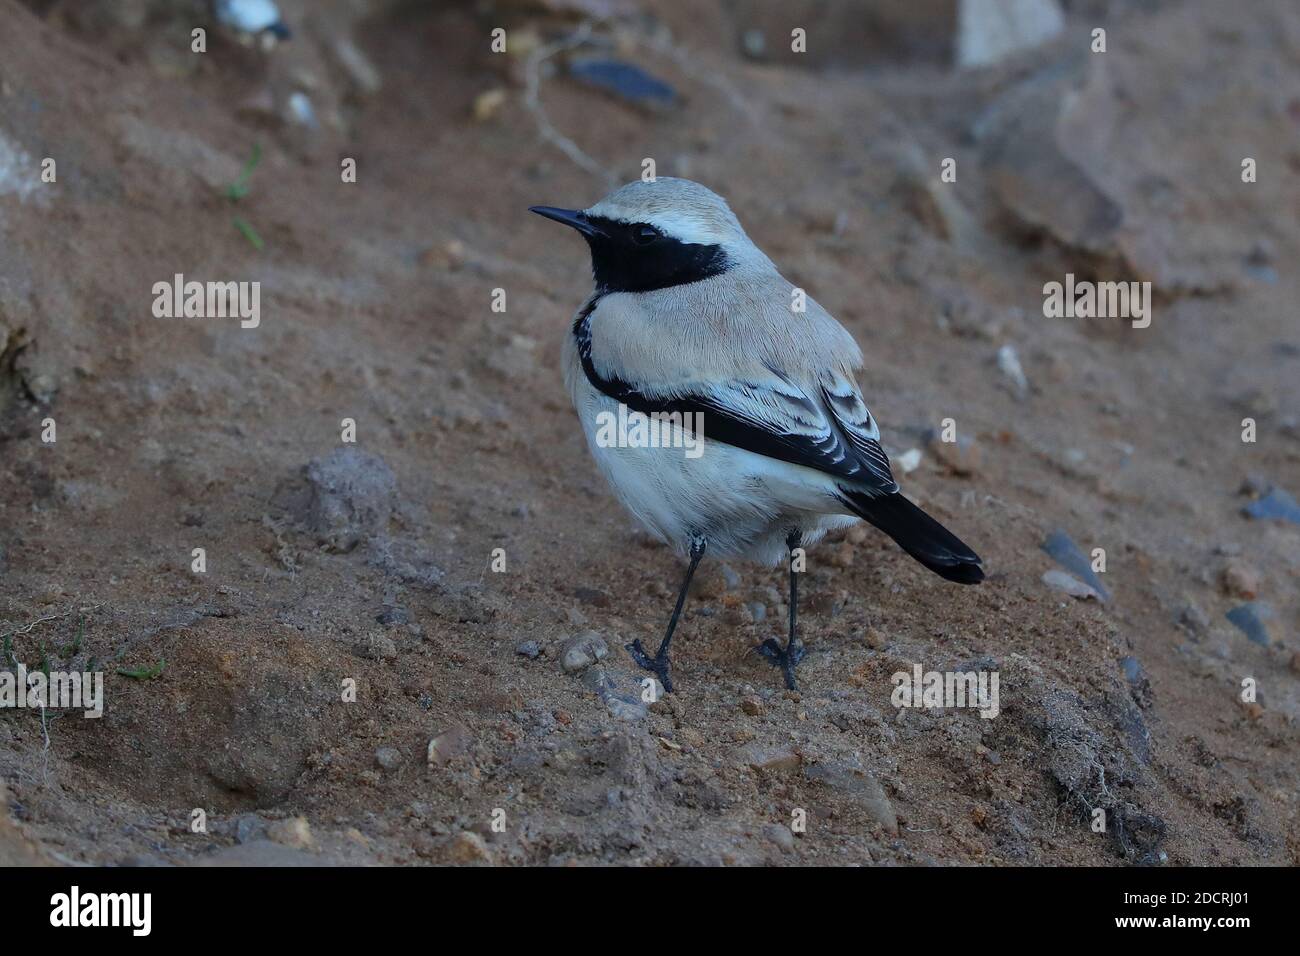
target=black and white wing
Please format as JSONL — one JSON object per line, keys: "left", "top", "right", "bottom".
{"left": 577, "top": 326, "right": 897, "bottom": 494}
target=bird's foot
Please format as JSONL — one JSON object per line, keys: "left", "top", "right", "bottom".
{"left": 756, "top": 638, "right": 804, "bottom": 691}
{"left": 626, "top": 639, "right": 674, "bottom": 694}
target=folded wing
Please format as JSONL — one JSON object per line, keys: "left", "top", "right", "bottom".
{"left": 578, "top": 322, "right": 897, "bottom": 495}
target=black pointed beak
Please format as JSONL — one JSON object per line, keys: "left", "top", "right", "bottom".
{"left": 529, "top": 206, "right": 604, "bottom": 239}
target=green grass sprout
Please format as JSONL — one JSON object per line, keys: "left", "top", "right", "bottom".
{"left": 224, "top": 144, "right": 266, "bottom": 249}
{"left": 225, "top": 142, "right": 262, "bottom": 201}
{"left": 117, "top": 659, "right": 166, "bottom": 680}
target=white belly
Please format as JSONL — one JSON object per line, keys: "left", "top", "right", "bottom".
{"left": 569, "top": 374, "right": 858, "bottom": 565}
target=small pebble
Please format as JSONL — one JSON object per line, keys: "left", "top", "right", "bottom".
{"left": 375, "top": 747, "right": 402, "bottom": 771}
{"left": 894, "top": 448, "right": 923, "bottom": 474}
{"left": 735, "top": 744, "right": 800, "bottom": 773}
{"left": 427, "top": 725, "right": 472, "bottom": 767}
{"left": 1220, "top": 561, "right": 1261, "bottom": 600}
{"left": 473, "top": 88, "right": 507, "bottom": 122}
{"left": 581, "top": 666, "right": 617, "bottom": 696}
{"left": 927, "top": 431, "right": 981, "bottom": 476}
{"left": 1226, "top": 603, "right": 1273, "bottom": 646}
{"left": 266, "top": 816, "right": 314, "bottom": 850}
{"left": 444, "top": 831, "right": 493, "bottom": 864}
{"left": 1042, "top": 569, "right": 1102, "bottom": 601}
{"left": 234, "top": 814, "right": 264, "bottom": 844}
{"left": 1177, "top": 602, "right": 1210, "bottom": 636}
{"left": 376, "top": 605, "right": 409, "bottom": 627}
{"left": 286, "top": 91, "right": 317, "bottom": 128}
{"left": 604, "top": 695, "right": 649, "bottom": 721}
{"left": 764, "top": 823, "right": 795, "bottom": 852}
{"left": 573, "top": 587, "right": 610, "bottom": 607}
{"left": 559, "top": 631, "right": 609, "bottom": 673}
{"left": 804, "top": 763, "right": 898, "bottom": 834}
{"left": 996, "top": 343, "right": 1029, "bottom": 399}
{"left": 356, "top": 633, "right": 398, "bottom": 660}
{"left": 1242, "top": 486, "right": 1300, "bottom": 525}
{"left": 1041, "top": 530, "right": 1111, "bottom": 601}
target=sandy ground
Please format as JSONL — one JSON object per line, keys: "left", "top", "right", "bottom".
{"left": 0, "top": 0, "right": 1297, "bottom": 866}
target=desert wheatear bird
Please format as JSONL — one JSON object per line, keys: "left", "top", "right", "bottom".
{"left": 531, "top": 178, "right": 982, "bottom": 693}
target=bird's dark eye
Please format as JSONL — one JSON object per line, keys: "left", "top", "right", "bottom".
{"left": 632, "top": 224, "right": 662, "bottom": 245}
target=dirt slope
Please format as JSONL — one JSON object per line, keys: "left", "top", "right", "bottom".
{"left": 0, "top": 0, "right": 1297, "bottom": 865}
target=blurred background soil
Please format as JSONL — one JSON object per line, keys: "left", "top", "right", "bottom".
{"left": 0, "top": 0, "right": 1297, "bottom": 865}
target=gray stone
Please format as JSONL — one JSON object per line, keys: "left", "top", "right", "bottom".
{"left": 996, "top": 343, "right": 1030, "bottom": 399}
{"left": 568, "top": 58, "right": 678, "bottom": 110}
{"left": 734, "top": 744, "right": 801, "bottom": 773}
{"left": 1042, "top": 569, "right": 1102, "bottom": 601}
{"left": 604, "top": 694, "right": 649, "bottom": 721}
{"left": 194, "top": 840, "right": 323, "bottom": 867}
{"left": 581, "top": 666, "right": 617, "bottom": 696}
{"left": 280, "top": 448, "right": 399, "bottom": 553}
{"left": 356, "top": 632, "right": 398, "bottom": 660}
{"left": 376, "top": 605, "right": 409, "bottom": 626}
{"left": 234, "top": 814, "right": 265, "bottom": 844}
{"left": 764, "top": 823, "right": 796, "bottom": 853}
{"left": 1177, "top": 603, "right": 1209, "bottom": 636}
{"left": 804, "top": 762, "right": 898, "bottom": 834}
{"left": 1041, "top": 530, "right": 1111, "bottom": 601}
{"left": 1226, "top": 603, "right": 1273, "bottom": 646}
{"left": 926, "top": 430, "right": 981, "bottom": 476}
{"left": 1242, "top": 487, "right": 1300, "bottom": 525}
{"left": 559, "top": 631, "right": 608, "bottom": 673}
{"left": 573, "top": 586, "right": 610, "bottom": 607}
{"left": 427, "top": 725, "right": 472, "bottom": 767}
{"left": 266, "top": 816, "right": 315, "bottom": 850}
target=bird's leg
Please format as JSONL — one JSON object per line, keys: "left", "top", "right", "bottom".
{"left": 627, "top": 535, "right": 706, "bottom": 693}
{"left": 758, "top": 530, "right": 805, "bottom": 691}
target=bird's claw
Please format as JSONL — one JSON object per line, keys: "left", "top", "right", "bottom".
{"left": 626, "top": 639, "right": 674, "bottom": 693}
{"left": 756, "top": 638, "right": 804, "bottom": 691}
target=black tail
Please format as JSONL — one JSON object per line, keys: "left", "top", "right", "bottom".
{"left": 840, "top": 490, "right": 984, "bottom": 584}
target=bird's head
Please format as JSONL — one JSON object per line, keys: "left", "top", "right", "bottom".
{"left": 530, "top": 177, "right": 766, "bottom": 294}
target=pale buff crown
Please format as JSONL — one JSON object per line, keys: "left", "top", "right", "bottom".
{"left": 584, "top": 177, "right": 762, "bottom": 255}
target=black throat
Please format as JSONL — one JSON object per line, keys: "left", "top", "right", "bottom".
{"left": 583, "top": 216, "right": 730, "bottom": 294}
